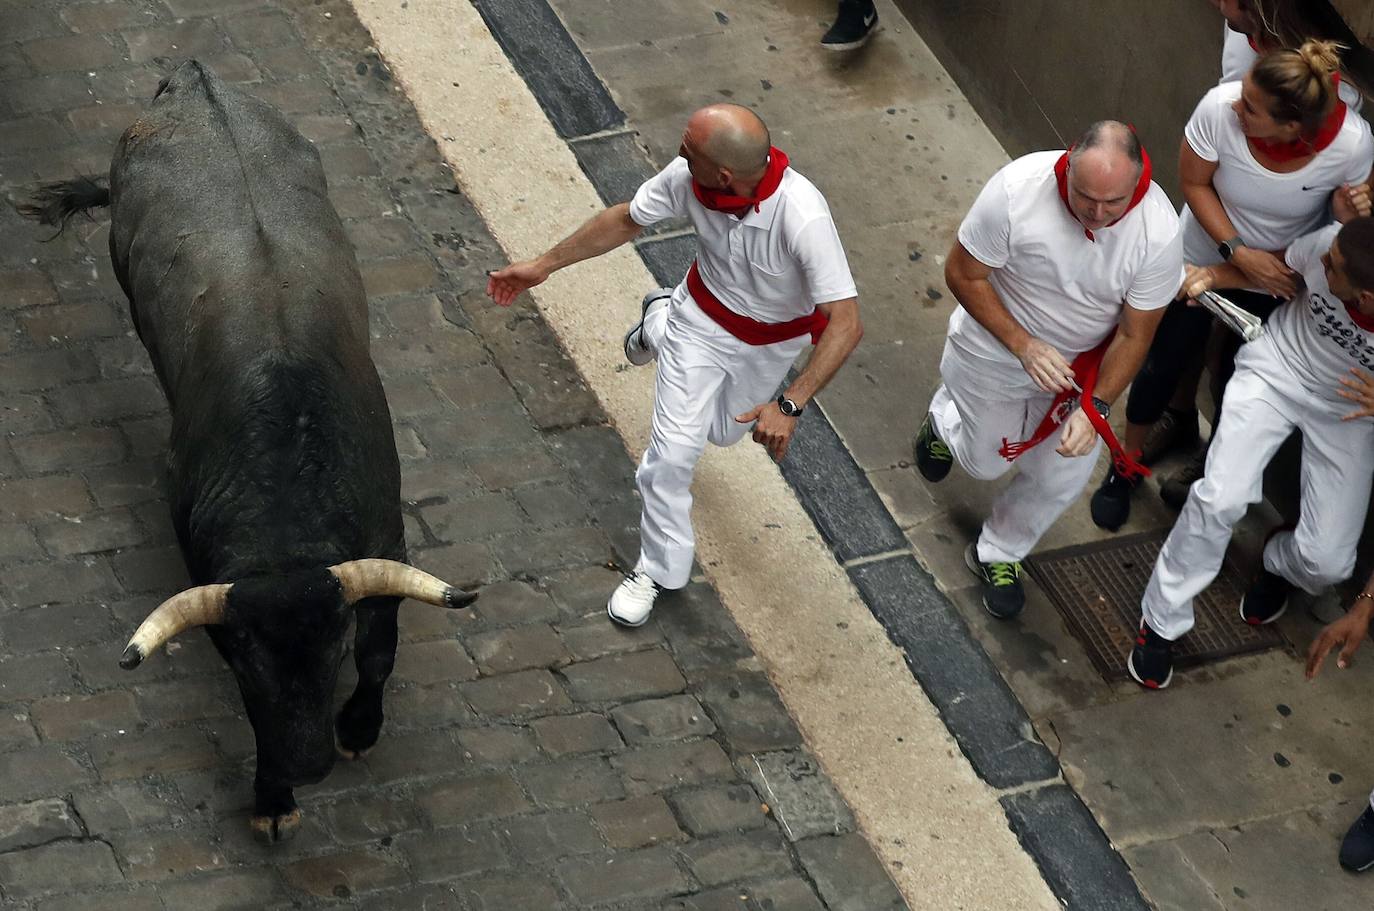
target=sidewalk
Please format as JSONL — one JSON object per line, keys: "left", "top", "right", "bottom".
{"left": 507, "top": 0, "right": 1374, "bottom": 908}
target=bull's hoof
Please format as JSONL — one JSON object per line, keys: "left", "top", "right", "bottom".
{"left": 336, "top": 742, "right": 369, "bottom": 761}
{"left": 250, "top": 809, "right": 302, "bottom": 844}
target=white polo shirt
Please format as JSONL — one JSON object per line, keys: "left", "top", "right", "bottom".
{"left": 1180, "top": 82, "right": 1374, "bottom": 269}
{"left": 950, "top": 150, "right": 1182, "bottom": 381}
{"left": 1241, "top": 222, "right": 1374, "bottom": 416}
{"left": 628, "top": 156, "right": 856, "bottom": 324}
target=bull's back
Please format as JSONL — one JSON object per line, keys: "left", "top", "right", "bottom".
{"left": 109, "top": 61, "right": 368, "bottom": 388}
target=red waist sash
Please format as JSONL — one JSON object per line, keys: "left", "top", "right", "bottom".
{"left": 686, "top": 261, "right": 829, "bottom": 346}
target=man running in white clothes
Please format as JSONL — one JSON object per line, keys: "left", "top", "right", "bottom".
{"left": 911, "top": 120, "right": 1182, "bottom": 618}
{"left": 1131, "top": 217, "right": 1374, "bottom": 689}
{"left": 486, "top": 104, "right": 862, "bottom": 627}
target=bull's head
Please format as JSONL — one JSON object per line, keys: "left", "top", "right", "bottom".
{"left": 120, "top": 560, "right": 476, "bottom": 787}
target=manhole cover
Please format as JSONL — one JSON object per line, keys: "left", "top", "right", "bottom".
{"left": 1025, "top": 530, "right": 1287, "bottom": 680}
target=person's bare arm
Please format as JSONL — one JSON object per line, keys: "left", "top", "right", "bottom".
{"left": 737, "top": 298, "right": 862, "bottom": 461}
{"left": 945, "top": 240, "right": 1074, "bottom": 393}
{"left": 486, "top": 203, "right": 642, "bottom": 306}
{"left": 1056, "top": 302, "right": 1166, "bottom": 457}
{"left": 1180, "top": 140, "right": 1296, "bottom": 297}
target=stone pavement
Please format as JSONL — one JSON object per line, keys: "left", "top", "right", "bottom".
{"left": 521, "top": 0, "right": 1374, "bottom": 908}
{"left": 0, "top": 2, "right": 906, "bottom": 909}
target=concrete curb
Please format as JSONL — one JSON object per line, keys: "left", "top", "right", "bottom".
{"left": 468, "top": 0, "right": 1151, "bottom": 907}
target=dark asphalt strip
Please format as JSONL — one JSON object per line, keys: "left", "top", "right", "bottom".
{"left": 466, "top": 1, "right": 1151, "bottom": 906}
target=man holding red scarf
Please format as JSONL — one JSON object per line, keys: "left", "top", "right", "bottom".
{"left": 912, "top": 121, "right": 1182, "bottom": 619}
{"left": 486, "top": 104, "right": 861, "bottom": 627}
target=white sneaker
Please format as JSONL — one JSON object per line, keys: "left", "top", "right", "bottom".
{"left": 624, "top": 289, "right": 671, "bottom": 366}
{"left": 607, "top": 571, "right": 662, "bottom": 627}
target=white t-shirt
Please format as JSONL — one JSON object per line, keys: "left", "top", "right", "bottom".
{"left": 1179, "top": 82, "right": 1374, "bottom": 267}
{"left": 1218, "top": 26, "right": 1364, "bottom": 110}
{"left": 950, "top": 150, "right": 1183, "bottom": 378}
{"left": 1240, "top": 222, "right": 1374, "bottom": 416}
{"left": 628, "top": 157, "right": 857, "bottom": 324}
{"left": 1221, "top": 25, "right": 1256, "bottom": 85}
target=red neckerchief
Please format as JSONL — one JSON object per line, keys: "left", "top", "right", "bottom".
{"left": 1344, "top": 298, "right": 1374, "bottom": 332}
{"left": 1249, "top": 74, "right": 1347, "bottom": 163}
{"left": 1053, "top": 144, "right": 1153, "bottom": 242}
{"left": 1247, "top": 34, "right": 1260, "bottom": 52}
{"left": 998, "top": 332, "right": 1150, "bottom": 481}
{"left": 692, "top": 147, "right": 789, "bottom": 217}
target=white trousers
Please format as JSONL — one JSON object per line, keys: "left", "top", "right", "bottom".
{"left": 635, "top": 290, "right": 805, "bottom": 589}
{"left": 1142, "top": 363, "right": 1374, "bottom": 640}
{"left": 930, "top": 341, "right": 1102, "bottom": 564}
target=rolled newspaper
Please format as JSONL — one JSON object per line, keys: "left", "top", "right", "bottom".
{"left": 1197, "top": 289, "right": 1264, "bottom": 342}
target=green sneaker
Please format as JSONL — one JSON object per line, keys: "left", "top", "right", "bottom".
{"left": 964, "top": 543, "right": 1025, "bottom": 619}
{"left": 912, "top": 413, "right": 953, "bottom": 482}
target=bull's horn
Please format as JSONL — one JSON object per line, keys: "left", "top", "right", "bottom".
{"left": 120, "top": 583, "right": 231, "bottom": 670}
{"left": 328, "top": 559, "right": 478, "bottom": 609}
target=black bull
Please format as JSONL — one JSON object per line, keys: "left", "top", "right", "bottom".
{"left": 23, "top": 60, "right": 477, "bottom": 843}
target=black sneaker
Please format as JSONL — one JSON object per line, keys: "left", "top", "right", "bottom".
{"left": 1340, "top": 805, "right": 1374, "bottom": 872}
{"left": 1159, "top": 442, "right": 1208, "bottom": 510}
{"left": 1090, "top": 468, "right": 1140, "bottom": 532}
{"left": 912, "top": 413, "right": 953, "bottom": 483}
{"left": 820, "top": 0, "right": 878, "bottom": 51}
{"left": 1240, "top": 567, "right": 1293, "bottom": 625}
{"left": 964, "top": 543, "right": 1025, "bottom": 619}
{"left": 1140, "top": 408, "right": 1200, "bottom": 465}
{"left": 1127, "top": 620, "right": 1174, "bottom": 690}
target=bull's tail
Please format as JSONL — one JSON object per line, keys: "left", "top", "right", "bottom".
{"left": 18, "top": 176, "right": 111, "bottom": 235}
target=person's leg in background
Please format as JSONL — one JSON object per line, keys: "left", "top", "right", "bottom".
{"left": 1159, "top": 290, "right": 1284, "bottom": 508}
{"left": 1090, "top": 299, "right": 1211, "bottom": 530}
{"left": 821, "top": 0, "right": 878, "bottom": 50}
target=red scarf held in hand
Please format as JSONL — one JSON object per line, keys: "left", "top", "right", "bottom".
{"left": 692, "top": 147, "right": 790, "bottom": 217}
{"left": 998, "top": 332, "right": 1151, "bottom": 481}
{"left": 1249, "top": 74, "right": 1347, "bottom": 163}
{"left": 1054, "top": 143, "right": 1153, "bottom": 242}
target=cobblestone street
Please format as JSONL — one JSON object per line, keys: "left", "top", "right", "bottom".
{"left": 0, "top": 2, "right": 904, "bottom": 908}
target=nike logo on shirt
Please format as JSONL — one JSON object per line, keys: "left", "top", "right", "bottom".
{"left": 1302, "top": 185, "right": 1327, "bottom": 192}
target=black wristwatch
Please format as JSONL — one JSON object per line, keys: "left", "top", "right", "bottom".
{"left": 777, "top": 396, "right": 805, "bottom": 417}
{"left": 1090, "top": 396, "right": 1111, "bottom": 419}
{"left": 1218, "top": 235, "right": 1245, "bottom": 261}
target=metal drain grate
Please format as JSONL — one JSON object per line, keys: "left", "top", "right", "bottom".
{"left": 1025, "top": 531, "right": 1287, "bottom": 680}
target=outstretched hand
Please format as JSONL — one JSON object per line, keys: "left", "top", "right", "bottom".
{"left": 1306, "top": 602, "right": 1373, "bottom": 679}
{"left": 735, "top": 401, "right": 797, "bottom": 462}
{"left": 485, "top": 260, "right": 550, "bottom": 307}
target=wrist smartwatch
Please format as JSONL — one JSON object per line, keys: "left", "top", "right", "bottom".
{"left": 777, "top": 396, "right": 805, "bottom": 417}
{"left": 1218, "top": 235, "right": 1245, "bottom": 261}
{"left": 1090, "top": 396, "right": 1111, "bottom": 419}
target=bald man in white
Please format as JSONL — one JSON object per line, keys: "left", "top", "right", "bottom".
{"left": 487, "top": 104, "right": 862, "bottom": 627}
{"left": 912, "top": 121, "right": 1183, "bottom": 619}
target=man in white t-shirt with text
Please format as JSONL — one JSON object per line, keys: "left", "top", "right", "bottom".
{"left": 1131, "top": 217, "right": 1374, "bottom": 689}
{"left": 912, "top": 121, "right": 1183, "bottom": 619}
{"left": 486, "top": 104, "right": 862, "bottom": 628}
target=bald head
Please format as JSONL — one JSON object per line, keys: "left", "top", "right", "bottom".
{"left": 1065, "top": 121, "right": 1145, "bottom": 230}
{"left": 682, "top": 104, "right": 771, "bottom": 184}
